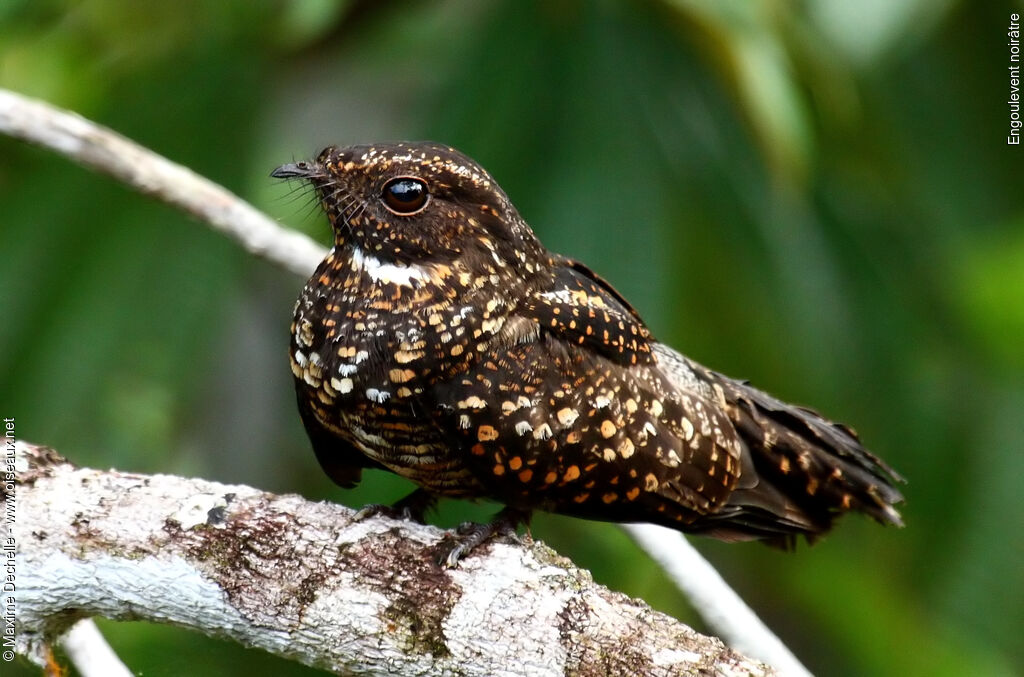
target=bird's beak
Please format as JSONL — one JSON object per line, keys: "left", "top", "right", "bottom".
{"left": 270, "top": 161, "right": 313, "bottom": 179}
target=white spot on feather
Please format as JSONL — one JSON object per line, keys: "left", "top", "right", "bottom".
{"left": 539, "top": 289, "right": 575, "bottom": 305}
{"left": 331, "top": 378, "right": 354, "bottom": 394}
{"left": 680, "top": 417, "right": 694, "bottom": 440}
{"left": 366, "top": 388, "right": 390, "bottom": 403}
{"left": 458, "top": 396, "right": 487, "bottom": 410}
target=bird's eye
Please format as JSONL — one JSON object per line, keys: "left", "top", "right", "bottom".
{"left": 381, "top": 177, "right": 429, "bottom": 215}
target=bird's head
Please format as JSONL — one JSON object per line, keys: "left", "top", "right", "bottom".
{"left": 273, "top": 142, "right": 545, "bottom": 272}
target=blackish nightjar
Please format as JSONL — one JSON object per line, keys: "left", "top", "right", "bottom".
{"left": 273, "top": 142, "right": 904, "bottom": 565}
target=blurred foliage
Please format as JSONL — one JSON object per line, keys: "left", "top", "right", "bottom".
{"left": 2, "top": 1, "right": 1022, "bottom": 675}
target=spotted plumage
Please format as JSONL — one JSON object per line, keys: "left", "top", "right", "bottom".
{"left": 273, "top": 142, "right": 903, "bottom": 561}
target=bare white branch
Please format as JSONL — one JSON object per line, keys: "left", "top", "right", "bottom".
{"left": 1, "top": 86, "right": 806, "bottom": 675}
{"left": 14, "top": 442, "right": 772, "bottom": 676}
{"left": 59, "top": 620, "right": 133, "bottom": 677}
{"left": 623, "top": 525, "right": 811, "bottom": 677}
{"left": 0, "top": 87, "right": 323, "bottom": 276}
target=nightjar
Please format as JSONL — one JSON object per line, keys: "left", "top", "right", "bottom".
{"left": 273, "top": 143, "right": 903, "bottom": 565}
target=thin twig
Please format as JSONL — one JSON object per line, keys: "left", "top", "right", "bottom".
{"left": 0, "top": 88, "right": 323, "bottom": 277}
{"left": 624, "top": 525, "right": 811, "bottom": 677}
{"left": 60, "top": 620, "right": 134, "bottom": 677}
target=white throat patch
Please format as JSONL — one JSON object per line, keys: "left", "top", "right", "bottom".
{"left": 350, "top": 247, "right": 431, "bottom": 287}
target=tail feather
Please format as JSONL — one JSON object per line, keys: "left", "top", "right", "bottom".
{"left": 696, "top": 367, "right": 905, "bottom": 545}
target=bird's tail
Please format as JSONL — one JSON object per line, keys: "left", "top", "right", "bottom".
{"left": 693, "top": 366, "right": 905, "bottom": 547}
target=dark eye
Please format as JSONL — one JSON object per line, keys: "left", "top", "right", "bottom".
{"left": 381, "top": 177, "right": 429, "bottom": 214}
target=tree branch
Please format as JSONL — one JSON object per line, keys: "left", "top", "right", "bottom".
{"left": 58, "top": 620, "right": 132, "bottom": 677}
{"left": 1, "top": 86, "right": 808, "bottom": 675}
{"left": 0, "top": 88, "right": 322, "bottom": 277}
{"left": 622, "top": 526, "right": 810, "bottom": 677}
{"left": 12, "top": 442, "right": 772, "bottom": 676}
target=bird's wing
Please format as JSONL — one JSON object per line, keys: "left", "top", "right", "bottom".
{"left": 291, "top": 286, "right": 386, "bottom": 489}
{"left": 295, "top": 374, "right": 386, "bottom": 488}
{"left": 522, "top": 257, "right": 657, "bottom": 367}
{"left": 546, "top": 259, "right": 905, "bottom": 539}
{"left": 427, "top": 258, "right": 746, "bottom": 523}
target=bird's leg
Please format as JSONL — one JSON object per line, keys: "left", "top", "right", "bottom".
{"left": 437, "top": 506, "right": 532, "bottom": 568}
{"left": 353, "top": 488, "right": 437, "bottom": 524}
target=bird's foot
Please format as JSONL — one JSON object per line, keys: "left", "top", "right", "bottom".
{"left": 436, "top": 506, "right": 532, "bottom": 568}
{"left": 353, "top": 488, "right": 437, "bottom": 524}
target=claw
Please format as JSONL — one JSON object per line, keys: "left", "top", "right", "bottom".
{"left": 352, "top": 503, "right": 392, "bottom": 521}
{"left": 436, "top": 506, "right": 531, "bottom": 568}
{"left": 353, "top": 489, "right": 437, "bottom": 524}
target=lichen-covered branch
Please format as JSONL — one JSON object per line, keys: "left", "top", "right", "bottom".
{"left": 13, "top": 442, "right": 773, "bottom": 676}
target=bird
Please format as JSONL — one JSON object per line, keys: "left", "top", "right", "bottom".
{"left": 272, "top": 142, "right": 904, "bottom": 566}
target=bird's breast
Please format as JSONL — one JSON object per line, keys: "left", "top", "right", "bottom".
{"left": 289, "top": 246, "right": 522, "bottom": 494}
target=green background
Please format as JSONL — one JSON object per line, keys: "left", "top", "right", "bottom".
{"left": 2, "top": 1, "right": 1022, "bottom": 675}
